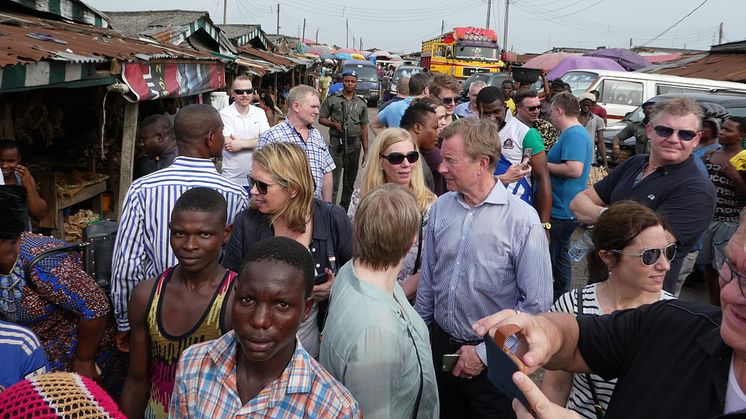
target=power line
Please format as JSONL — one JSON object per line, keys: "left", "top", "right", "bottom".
{"left": 640, "top": 0, "right": 711, "bottom": 47}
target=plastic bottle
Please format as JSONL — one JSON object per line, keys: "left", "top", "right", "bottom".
{"left": 568, "top": 227, "right": 594, "bottom": 262}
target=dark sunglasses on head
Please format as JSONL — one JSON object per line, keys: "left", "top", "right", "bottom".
{"left": 653, "top": 125, "right": 698, "bottom": 141}
{"left": 234, "top": 88, "right": 255, "bottom": 95}
{"left": 380, "top": 151, "right": 419, "bottom": 165}
{"left": 611, "top": 243, "right": 677, "bottom": 266}
{"left": 440, "top": 97, "right": 458, "bottom": 105}
{"left": 247, "top": 176, "right": 273, "bottom": 194}
{"left": 523, "top": 105, "right": 541, "bottom": 112}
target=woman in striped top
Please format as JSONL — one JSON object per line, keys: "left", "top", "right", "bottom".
{"left": 540, "top": 201, "right": 676, "bottom": 418}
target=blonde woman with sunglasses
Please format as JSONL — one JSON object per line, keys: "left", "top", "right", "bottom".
{"left": 348, "top": 128, "right": 436, "bottom": 301}
{"left": 540, "top": 201, "right": 676, "bottom": 418}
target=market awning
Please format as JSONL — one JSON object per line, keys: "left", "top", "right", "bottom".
{"left": 0, "top": 61, "right": 115, "bottom": 92}
{"left": 121, "top": 61, "right": 225, "bottom": 102}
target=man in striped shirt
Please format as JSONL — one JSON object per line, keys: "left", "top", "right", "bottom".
{"left": 111, "top": 104, "right": 248, "bottom": 348}
{"left": 414, "top": 118, "right": 552, "bottom": 419}
{"left": 0, "top": 320, "right": 48, "bottom": 392}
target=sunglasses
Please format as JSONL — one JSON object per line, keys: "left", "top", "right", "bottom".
{"left": 523, "top": 105, "right": 541, "bottom": 112}
{"left": 247, "top": 176, "right": 275, "bottom": 195}
{"left": 440, "top": 97, "right": 458, "bottom": 105}
{"left": 380, "top": 151, "right": 419, "bottom": 165}
{"left": 611, "top": 243, "right": 676, "bottom": 266}
{"left": 653, "top": 125, "right": 698, "bottom": 141}
{"left": 233, "top": 88, "right": 255, "bottom": 95}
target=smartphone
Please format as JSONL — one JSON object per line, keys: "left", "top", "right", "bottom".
{"left": 314, "top": 272, "right": 328, "bottom": 285}
{"left": 442, "top": 353, "right": 460, "bottom": 372}
{"left": 484, "top": 330, "right": 528, "bottom": 407}
{"left": 521, "top": 147, "right": 533, "bottom": 169}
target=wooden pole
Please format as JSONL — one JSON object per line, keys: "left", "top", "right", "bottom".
{"left": 117, "top": 101, "right": 138, "bottom": 218}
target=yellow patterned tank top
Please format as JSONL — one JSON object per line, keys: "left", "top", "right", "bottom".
{"left": 144, "top": 266, "right": 236, "bottom": 419}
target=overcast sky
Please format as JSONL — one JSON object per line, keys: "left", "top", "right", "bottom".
{"left": 87, "top": 0, "right": 744, "bottom": 54}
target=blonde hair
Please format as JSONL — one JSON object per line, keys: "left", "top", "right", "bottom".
{"left": 360, "top": 128, "right": 436, "bottom": 213}
{"left": 650, "top": 97, "right": 703, "bottom": 131}
{"left": 353, "top": 184, "right": 420, "bottom": 270}
{"left": 251, "top": 143, "right": 314, "bottom": 232}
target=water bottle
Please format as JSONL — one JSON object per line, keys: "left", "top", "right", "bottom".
{"left": 568, "top": 227, "right": 594, "bottom": 262}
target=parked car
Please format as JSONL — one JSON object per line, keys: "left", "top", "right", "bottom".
{"left": 562, "top": 69, "right": 746, "bottom": 123}
{"left": 389, "top": 66, "right": 422, "bottom": 96}
{"left": 603, "top": 92, "right": 746, "bottom": 166}
{"left": 341, "top": 60, "right": 380, "bottom": 106}
{"left": 460, "top": 72, "right": 509, "bottom": 102}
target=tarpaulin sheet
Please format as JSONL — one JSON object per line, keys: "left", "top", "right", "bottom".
{"left": 122, "top": 61, "right": 225, "bottom": 102}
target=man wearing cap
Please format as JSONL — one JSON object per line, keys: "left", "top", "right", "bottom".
{"left": 579, "top": 92, "right": 608, "bottom": 168}
{"left": 319, "top": 70, "right": 369, "bottom": 210}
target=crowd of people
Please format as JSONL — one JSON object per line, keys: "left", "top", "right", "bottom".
{"left": 0, "top": 66, "right": 744, "bottom": 419}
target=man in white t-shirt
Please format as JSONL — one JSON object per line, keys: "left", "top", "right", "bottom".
{"left": 220, "top": 76, "right": 271, "bottom": 191}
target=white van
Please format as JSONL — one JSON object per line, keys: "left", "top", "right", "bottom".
{"left": 561, "top": 69, "right": 746, "bottom": 122}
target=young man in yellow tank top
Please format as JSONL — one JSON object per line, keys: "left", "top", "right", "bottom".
{"left": 120, "top": 187, "right": 236, "bottom": 418}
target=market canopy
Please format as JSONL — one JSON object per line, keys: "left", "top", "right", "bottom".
{"left": 334, "top": 52, "right": 353, "bottom": 60}
{"left": 586, "top": 48, "right": 651, "bottom": 71}
{"left": 523, "top": 52, "right": 577, "bottom": 72}
{"left": 371, "top": 50, "right": 393, "bottom": 59}
{"left": 547, "top": 56, "right": 627, "bottom": 80}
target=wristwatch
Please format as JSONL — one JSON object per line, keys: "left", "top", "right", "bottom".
{"left": 542, "top": 222, "right": 552, "bottom": 230}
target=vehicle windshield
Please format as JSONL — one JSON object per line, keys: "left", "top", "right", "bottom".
{"left": 393, "top": 67, "right": 422, "bottom": 83}
{"left": 623, "top": 101, "right": 746, "bottom": 124}
{"left": 561, "top": 71, "right": 599, "bottom": 97}
{"left": 456, "top": 44, "right": 499, "bottom": 61}
{"left": 345, "top": 65, "right": 378, "bottom": 82}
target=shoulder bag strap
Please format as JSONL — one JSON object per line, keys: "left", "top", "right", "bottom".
{"left": 577, "top": 288, "right": 604, "bottom": 419}
{"left": 323, "top": 202, "right": 337, "bottom": 273}
{"left": 402, "top": 314, "right": 423, "bottom": 419}
{"left": 23, "top": 243, "right": 87, "bottom": 291}
{"left": 412, "top": 214, "right": 425, "bottom": 273}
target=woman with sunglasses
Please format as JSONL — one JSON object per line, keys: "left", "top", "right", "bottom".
{"left": 541, "top": 200, "right": 675, "bottom": 418}
{"left": 348, "top": 128, "right": 436, "bottom": 301}
{"left": 222, "top": 142, "right": 353, "bottom": 358}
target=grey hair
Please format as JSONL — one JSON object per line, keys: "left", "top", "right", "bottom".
{"left": 287, "top": 85, "right": 320, "bottom": 107}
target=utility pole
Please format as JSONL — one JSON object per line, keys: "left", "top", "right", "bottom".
{"left": 486, "top": 0, "right": 491, "bottom": 29}
{"left": 352, "top": 36, "right": 356, "bottom": 50}
{"left": 315, "top": 28, "right": 319, "bottom": 43}
{"left": 223, "top": 0, "right": 227, "bottom": 24}
{"left": 276, "top": 3, "right": 280, "bottom": 35}
{"left": 503, "top": 0, "right": 510, "bottom": 52}
{"left": 629, "top": 37, "right": 633, "bottom": 48}
{"left": 346, "top": 18, "right": 349, "bottom": 48}
{"left": 441, "top": 20, "right": 445, "bottom": 35}
{"left": 301, "top": 18, "right": 306, "bottom": 45}
{"left": 718, "top": 22, "right": 723, "bottom": 44}
{"left": 360, "top": 38, "right": 363, "bottom": 50}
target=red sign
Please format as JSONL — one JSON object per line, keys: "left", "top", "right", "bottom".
{"left": 122, "top": 62, "right": 225, "bottom": 102}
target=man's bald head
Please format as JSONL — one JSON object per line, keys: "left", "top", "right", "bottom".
{"left": 173, "top": 104, "right": 224, "bottom": 157}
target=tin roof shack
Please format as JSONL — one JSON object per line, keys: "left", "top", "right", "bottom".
{"left": 0, "top": 7, "right": 225, "bottom": 238}
{"left": 218, "top": 24, "right": 272, "bottom": 51}
{"left": 648, "top": 40, "right": 746, "bottom": 84}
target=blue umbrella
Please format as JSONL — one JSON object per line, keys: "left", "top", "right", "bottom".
{"left": 334, "top": 52, "right": 352, "bottom": 60}
{"left": 320, "top": 53, "right": 336, "bottom": 60}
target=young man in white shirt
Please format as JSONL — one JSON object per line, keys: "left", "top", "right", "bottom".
{"left": 220, "top": 76, "right": 271, "bottom": 191}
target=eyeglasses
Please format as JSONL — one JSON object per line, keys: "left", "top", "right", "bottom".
{"left": 523, "top": 105, "right": 541, "bottom": 112}
{"left": 713, "top": 242, "right": 746, "bottom": 299}
{"left": 653, "top": 125, "right": 698, "bottom": 141}
{"left": 610, "top": 243, "right": 676, "bottom": 266}
{"left": 380, "top": 151, "right": 419, "bottom": 165}
{"left": 233, "top": 88, "right": 255, "bottom": 95}
{"left": 439, "top": 97, "right": 458, "bottom": 105}
{"left": 247, "top": 176, "right": 275, "bottom": 195}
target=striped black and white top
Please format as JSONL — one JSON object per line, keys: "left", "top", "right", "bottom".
{"left": 551, "top": 283, "right": 675, "bottom": 418}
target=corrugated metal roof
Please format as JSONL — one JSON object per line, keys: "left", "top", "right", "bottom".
{"left": 653, "top": 53, "right": 746, "bottom": 83}
{"left": 104, "top": 10, "right": 206, "bottom": 39}
{"left": 0, "top": 11, "right": 218, "bottom": 68}
{"left": 238, "top": 46, "right": 295, "bottom": 67}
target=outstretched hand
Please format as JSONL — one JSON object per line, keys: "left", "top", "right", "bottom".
{"left": 512, "top": 371, "right": 581, "bottom": 419}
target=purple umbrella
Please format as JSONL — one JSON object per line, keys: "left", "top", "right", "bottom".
{"left": 587, "top": 48, "right": 651, "bottom": 71}
{"left": 547, "top": 56, "right": 626, "bottom": 80}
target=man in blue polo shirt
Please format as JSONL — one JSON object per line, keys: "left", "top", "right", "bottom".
{"left": 570, "top": 97, "right": 716, "bottom": 295}
{"left": 546, "top": 92, "right": 593, "bottom": 300}
{"left": 370, "top": 73, "right": 430, "bottom": 133}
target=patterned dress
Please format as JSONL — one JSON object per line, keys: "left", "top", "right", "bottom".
{"left": 0, "top": 232, "right": 120, "bottom": 391}
{"left": 145, "top": 267, "right": 236, "bottom": 418}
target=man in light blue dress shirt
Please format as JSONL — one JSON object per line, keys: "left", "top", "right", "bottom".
{"left": 414, "top": 117, "right": 552, "bottom": 419}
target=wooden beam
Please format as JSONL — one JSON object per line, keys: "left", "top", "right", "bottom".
{"left": 117, "top": 101, "right": 138, "bottom": 218}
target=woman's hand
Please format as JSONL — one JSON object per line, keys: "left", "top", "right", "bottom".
{"left": 72, "top": 357, "right": 101, "bottom": 381}
{"left": 311, "top": 268, "right": 335, "bottom": 302}
{"left": 512, "top": 371, "right": 581, "bottom": 419}
{"left": 499, "top": 164, "right": 532, "bottom": 185}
